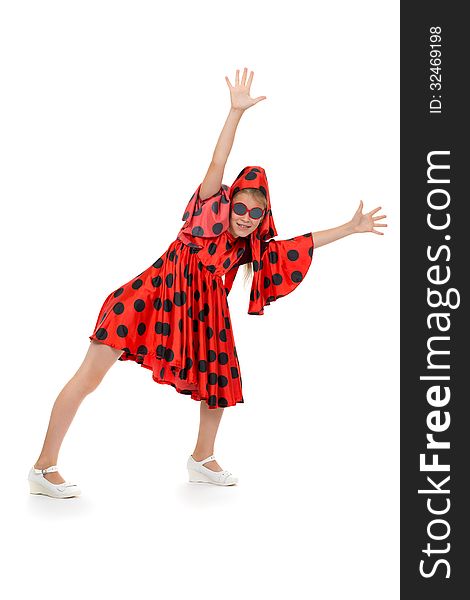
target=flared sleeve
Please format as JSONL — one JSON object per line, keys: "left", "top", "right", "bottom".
{"left": 248, "top": 232, "right": 314, "bottom": 315}
{"left": 178, "top": 183, "right": 231, "bottom": 244}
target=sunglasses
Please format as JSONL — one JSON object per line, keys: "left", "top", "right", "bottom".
{"left": 232, "top": 202, "right": 265, "bottom": 220}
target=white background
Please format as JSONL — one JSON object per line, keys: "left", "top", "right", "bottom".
{"left": 1, "top": 1, "right": 399, "bottom": 598}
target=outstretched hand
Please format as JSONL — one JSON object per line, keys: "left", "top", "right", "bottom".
{"left": 350, "top": 201, "right": 388, "bottom": 235}
{"left": 225, "top": 68, "right": 267, "bottom": 111}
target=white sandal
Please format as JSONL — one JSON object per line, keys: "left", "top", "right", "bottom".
{"left": 187, "top": 454, "right": 238, "bottom": 486}
{"left": 28, "top": 465, "right": 81, "bottom": 498}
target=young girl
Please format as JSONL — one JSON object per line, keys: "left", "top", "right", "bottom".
{"left": 28, "top": 67, "right": 387, "bottom": 497}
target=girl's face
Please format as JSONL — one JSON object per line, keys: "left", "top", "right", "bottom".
{"left": 229, "top": 192, "right": 266, "bottom": 238}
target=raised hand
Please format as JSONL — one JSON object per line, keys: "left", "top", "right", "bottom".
{"left": 350, "top": 201, "right": 388, "bottom": 235}
{"left": 225, "top": 68, "right": 267, "bottom": 111}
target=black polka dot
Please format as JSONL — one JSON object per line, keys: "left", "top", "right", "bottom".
{"left": 211, "top": 201, "right": 219, "bottom": 214}
{"left": 137, "top": 345, "right": 148, "bottom": 355}
{"left": 152, "top": 276, "right": 162, "bottom": 287}
{"left": 163, "top": 299, "right": 173, "bottom": 312}
{"left": 154, "top": 298, "right": 162, "bottom": 310}
{"left": 253, "top": 260, "right": 260, "bottom": 272}
{"left": 155, "top": 322, "right": 171, "bottom": 336}
{"left": 263, "top": 276, "right": 271, "bottom": 289}
{"left": 198, "top": 360, "right": 207, "bottom": 373}
{"left": 287, "top": 249, "right": 299, "bottom": 261}
{"left": 218, "top": 398, "right": 228, "bottom": 407}
{"left": 178, "top": 318, "right": 183, "bottom": 332}
{"left": 113, "top": 302, "right": 124, "bottom": 315}
{"left": 269, "top": 251, "right": 279, "bottom": 264}
{"left": 132, "top": 279, "right": 143, "bottom": 289}
{"left": 308, "top": 246, "right": 313, "bottom": 257}
{"left": 153, "top": 257, "right": 163, "bottom": 268}
{"left": 159, "top": 366, "right": 165, "bottom": 378}
{"left": 113, "top": 288, "right": 124, "bottom": 298}
{"left": 207, "top": 350, "right": 217, "bottom": 363}
{"left": 134, "top": 299, "right": 145, "bottom": 312}
{"left": 185, "top": 357, "right": 193, "bottom": 370}
{"left": 291, "top": 271, "right": 303, "bottom": 282}
{"left": 212, "top": 223, "right": 223, "bottom": 235}
{"left": 164, "top": 347, "right": 174, "bottom": 362}
{"left": 137, "top": 323, "right": 146, "bottom": 335}
{"left": 208, "top": 372, "right": 218, "bottom": 385}
{"left": 245, "top": 171, "right": 257, "bottom": 181}
{"left": 96, "top": 328, "right": 108, "bottom": 340}
{"left": 218, "top": 352, "right": 228, "bottom": 365}
{"left": 224, "top": 317, "right": 231, "bottom": 329}
{"left": 192, "top": 226, "right": 204, "bottom": 236}
{"left": 223, "top": 258, "right": 231, "bottom": 269}
{"left": 99, "top": 312, "right": 107, "bottom": 324}
{"left": 194, "top": 290, "right": 201, "bottom": 301}
{"left": 117, "top": 324, "right": 128, "bottom": 337}
{"left": 156, "top": 345, "right": 165, "bottom": 358}
{"left": 165, "top": 273, "right": 174, "bottom": 288}
{"left": 208, "top": 396, "right": 217, "bottom": 407}
{"left": 174, "top": 291, "right": 187, "bottom": 306}
{"left": 192, "top": 319, "right": 199, "bottom": 333}
{"left": 219, "top": 329, "right": 227, "bottom": 342}
{"left": 187, "top": 273, "right": 193, "bottom": 286}
{"left": 207, "top": 265, "right": 216, "bottom": 274}
{"left": 168, "top": 249, "right": 176, "bottom": 262}
{"left": 218, "top": 375, "right": 228, "bottom": 387}
{"left": 208, "top": 242, "right": 217, "bottom": 256}
{"left": 230, "top": 366, "right": 239, "bottom": 378}
{"left": 272, "top": 274, "right": 283, "bottom": 285}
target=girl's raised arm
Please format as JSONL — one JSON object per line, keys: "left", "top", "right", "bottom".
{"left": 200, "top": 68, "right": 266, "bottom": 201}
{"left": 313, "top": 201, "right": 388, "bottom": 248}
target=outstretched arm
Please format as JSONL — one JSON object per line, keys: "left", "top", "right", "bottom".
{"left": 313, "top": 201, "right": 387, "bottom": 248}
{"left": 200, "top": 68, "right": 266, "bottom": 200}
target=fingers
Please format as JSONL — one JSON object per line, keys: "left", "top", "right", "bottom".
{"left": 373, "top": 223, "right": 387, "bottom": 227}
{"left": 247, "top": 70, "right": 254, "bottom": 90}
{"left": 373, "top": 214, "right": 387, "bottom": 220}
{"left": 367, "top": 206, "right": 382, "bottom": 216}
{"left": 241, "top": 67, "right": 248, "bottom": 85}
{"left": 253, "top": 96, "right": 267, "bottom": 104}
{"left": 225, "top": 76, "right": 233, "bottom": 89}
{"left": 235, "top": 69, "right": 240, "bottom": 85}
{"left": 371, "top": 229, "right": 384, "bottom": 235}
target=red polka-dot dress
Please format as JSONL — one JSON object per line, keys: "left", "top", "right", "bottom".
{"left": 89, "top": 166, "right": 314, "bottom": 409}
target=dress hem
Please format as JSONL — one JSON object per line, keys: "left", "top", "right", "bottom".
{"left": 88, "top": 335, "right": 244, "bottom": 410}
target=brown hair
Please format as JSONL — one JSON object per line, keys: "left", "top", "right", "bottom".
{"left": 232, "top": 188, "right": 267, "bottom": 288}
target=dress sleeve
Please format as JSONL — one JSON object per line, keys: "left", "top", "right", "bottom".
{"left": 180, "top": 183, "right": 231, "bottom": 237}
{"left": 249, "top": 232, "right": 314, "bottom": 315}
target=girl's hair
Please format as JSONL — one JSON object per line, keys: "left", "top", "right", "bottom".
{"left": 232, "top": 188, "right": 267, "bottom": 287}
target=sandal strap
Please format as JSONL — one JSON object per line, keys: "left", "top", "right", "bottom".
{"left": 200, "top": 455, "right": 216, "bottom": 465}
{"left": 34, "top": 465, "right": 58, "bottom": 475}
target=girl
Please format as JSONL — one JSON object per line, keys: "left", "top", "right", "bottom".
{"left": 28, "top": 67, "right": 387, "bottom": 497}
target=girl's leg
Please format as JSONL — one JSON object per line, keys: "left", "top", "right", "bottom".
{"left": 191, "top": 401, "right": 225, "bottom": 472}
{"left": 33, "top": 340, "right": 124, "bottom": 484}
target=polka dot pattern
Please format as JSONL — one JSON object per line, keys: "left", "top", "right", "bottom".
{"left": 89, "top": 227, "right": 248, "bottom": 409}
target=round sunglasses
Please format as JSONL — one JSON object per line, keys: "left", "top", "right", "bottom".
{"left": 232, "top": 201, "right": 265, "bottom": 220}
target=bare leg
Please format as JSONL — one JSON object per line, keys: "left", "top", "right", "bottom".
{"left": 33, "top": 340, "right": 123, "bottom": 483}
{"left": 191, "top": 401, "right": 225, "bottom": 472}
